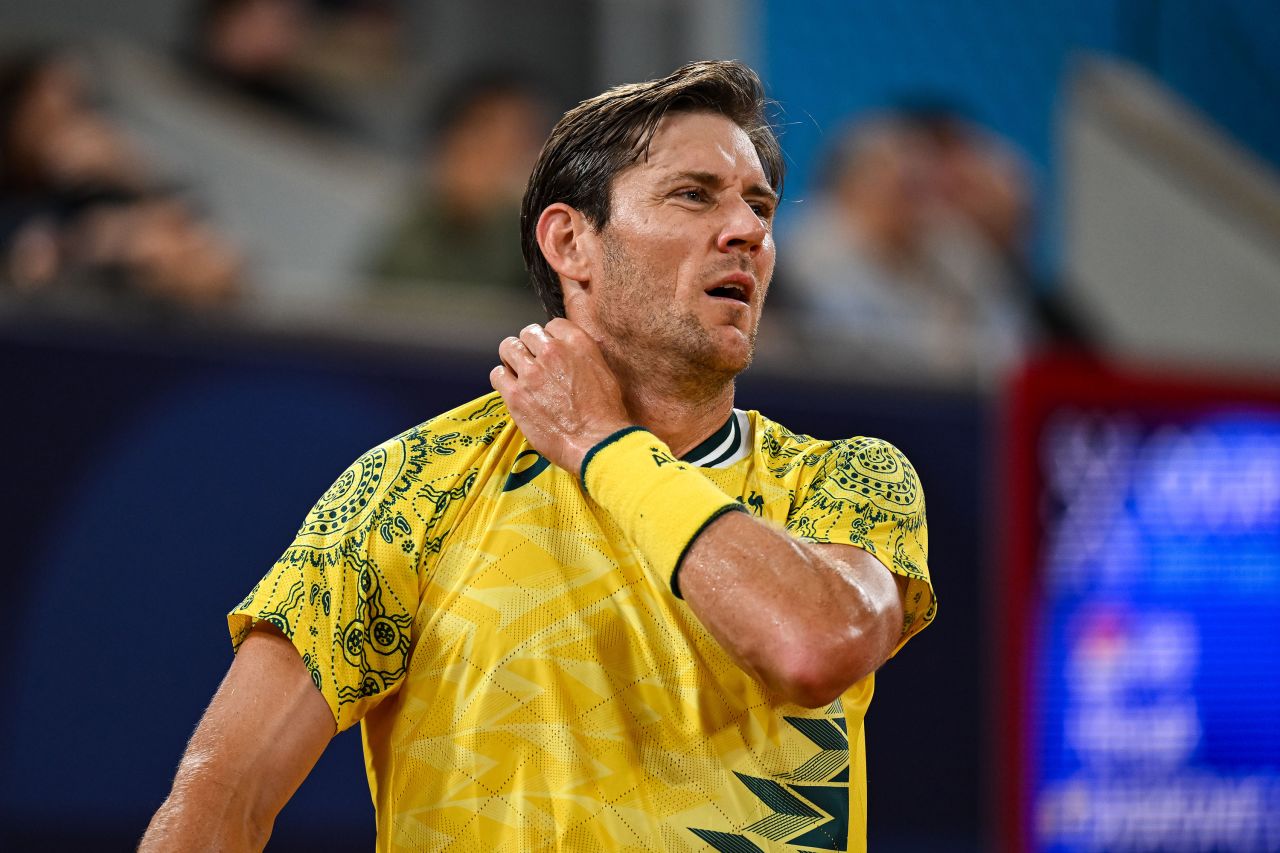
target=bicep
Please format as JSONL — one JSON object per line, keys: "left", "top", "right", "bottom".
{"left": 808, "top": 541, "right": 908, "bottom": 667}
{"left": 163, "top": 623, "right": 335, "bottom": 845}
{"left": 194, "top": 621, "right": 335, "bottom": 792}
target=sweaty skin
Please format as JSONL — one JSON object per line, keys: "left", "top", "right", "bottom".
{"left": 139, "top": 109, "right": 909, "bottom": 853}
{"left": 494, "top": 321, "right": 629, "bottom": 475}
{"left": 140, "top": 624, "right": 335, "bottom": 852}
{"left": 492, "top": 111, "right": 906, "bottom": 706}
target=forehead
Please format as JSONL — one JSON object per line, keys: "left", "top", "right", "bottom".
{"left": 625, "top": 110, "right": 766, "bottom": 186}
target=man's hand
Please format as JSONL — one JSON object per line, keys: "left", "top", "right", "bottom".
{"left": 490, "top": 319, "right": 632, "bottom": 477}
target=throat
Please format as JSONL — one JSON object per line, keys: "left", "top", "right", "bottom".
{"left": 608, "top": 362, "right": 736, "bottom": 458}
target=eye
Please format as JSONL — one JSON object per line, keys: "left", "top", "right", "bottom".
{"left": 675, "top": 187, "right": 710, "bottom": 204}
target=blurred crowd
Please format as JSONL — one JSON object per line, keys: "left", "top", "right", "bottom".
{"left": 0, "top": 49, "right": 243, "bottom": 310}
{"left": 368, "top": 70, "right": 549, "bottom": 294}
{"left": 778, "top": 104, "right": 1089, "bottom": 385}
{"left": 0, "top": 0, "right": 1089, "bottom": 385}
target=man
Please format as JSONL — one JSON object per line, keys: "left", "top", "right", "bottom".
{"left": 141, "top": 60, "right": 935, "bottom": 852}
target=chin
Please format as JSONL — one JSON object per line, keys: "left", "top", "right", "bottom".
{"left": 704, "top": 334, "right": 755, "bottom": 375}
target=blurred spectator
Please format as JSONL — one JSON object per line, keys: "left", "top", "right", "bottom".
{"left": 184, "top": 0, "right": 359, "bottom": 136}
{"left": 297, "top": 0, "right": 405, "bottom": 89}
{"left": 781, "top": 105, "right": 1083, "bottom": 385}
{"left": 367, "top": 71, "right": 549, "bottom": 294}
{"left": 0, "top": 50, "right": 242, "bottom": 308}
{"left": 0, "top": 52, "right": 146, "bottom": 206}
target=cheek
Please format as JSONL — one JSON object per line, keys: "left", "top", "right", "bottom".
{"left": 641, "top": 228, "right": 702, "bottom": 290}
{"left": 643, "top": 219, "right": 696, "bottom": 257}
{"left": 760, "top": 237, "right": 778, "bottom": 277}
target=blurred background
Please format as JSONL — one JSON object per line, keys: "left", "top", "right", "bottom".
{"left": 2, "top": 1, "right": 1279, "bottom": 850}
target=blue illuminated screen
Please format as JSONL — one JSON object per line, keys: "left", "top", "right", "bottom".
{"left": 1032, "top": 408, "right": 1280, "bottom": 852}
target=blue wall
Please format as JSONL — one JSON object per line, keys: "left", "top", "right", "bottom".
{"left": 762, "top": 0, "right": 1280, "bottom": 276}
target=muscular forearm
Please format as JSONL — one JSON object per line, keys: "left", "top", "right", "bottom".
{"left": 490, "top": 320, "right": 906, "bottom": 706}
{"left": 578, "top": 427, "right": 904, "bottom": 707}
{"left": 141, "top": 771, "right": 270, "bottom": 852}
{"left": 677, "top": 511, "right": 904, "bottom": 707}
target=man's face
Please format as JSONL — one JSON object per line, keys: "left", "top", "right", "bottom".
{"left": 583, "top": 110, "right": 777, "bottom": 384}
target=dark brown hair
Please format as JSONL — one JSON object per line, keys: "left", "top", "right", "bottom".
{"left": 520, "top": 60, "right": 783, "bottom": 319}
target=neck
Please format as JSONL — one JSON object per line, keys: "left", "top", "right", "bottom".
{"left": 605, "top": 351, "right": 736, "bottom": 458}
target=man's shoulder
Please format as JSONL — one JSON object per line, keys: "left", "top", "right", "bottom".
{"left": 392, "top": 391, "right": 517, "bottom": 474}
{"left": 396, "top": 391, "right": 512, "bottom": 450}
{"left": 747, "top": 410, "right": 836, "bottom": 475}
{"left": 748, "top": 411, "right": 921, "bottom": 503}
{"left": 750, "top": 410, "right": 912, "bottom": 460}
{"left": 339, "top": 391, "right": 514, "bottom": 498}
{"left": 291, "top": 392, "right": 514, "bottom": 548}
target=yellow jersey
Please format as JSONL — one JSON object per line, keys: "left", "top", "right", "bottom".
{"left": 230, "top": 391, "right": 934, "bottom": 852}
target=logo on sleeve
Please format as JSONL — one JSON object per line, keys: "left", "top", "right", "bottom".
{"left": 503, "top": 449, "right": 552, "bottom": 492}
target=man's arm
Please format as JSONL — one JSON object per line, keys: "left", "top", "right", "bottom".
{"left": 491, "top": 319, "right": 909, "bottom": 708}
{"left": 140, "top": 623, "right": 335, "bottom": 852}
{"left": 679, "top": 515, "right": 907, "bottom": 707}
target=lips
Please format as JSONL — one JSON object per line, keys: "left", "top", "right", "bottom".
{"left": 705, "top": 273, "right": 754, "bottom": 304}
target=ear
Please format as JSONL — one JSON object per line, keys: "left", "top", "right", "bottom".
{"left": 536, "top": 202, "right": 598, "bottom": 293}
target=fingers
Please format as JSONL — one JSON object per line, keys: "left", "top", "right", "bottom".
{"left": 519, "top": 322, "right": 554, "bottom": 355}
{"left": 490, "top": 364, "right": 511, "bottom": 393}
{"left": 544, "top": 317, "right": 583, "bottom": 343}
{"left": 496, "top": 319, "right": 586, "bottom": 387}
{"left": 545, "top": 318, "right": 603, "bottom": 355}
{"left": 498, "top": 335, "right": 535, "bottom": 376}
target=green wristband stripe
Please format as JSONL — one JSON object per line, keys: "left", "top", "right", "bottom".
{"left": 670, "top": 502, "right": 748, "bottom": 599}
{"left": 582, "top": 426, "right": 741, "bottom": 600}
{"left": 579, "top": 426, "right": 647, "bottom": 491}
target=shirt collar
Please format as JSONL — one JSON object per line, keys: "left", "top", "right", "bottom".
{"left": 680, "top": 409, "right": 750, "bottom": 469}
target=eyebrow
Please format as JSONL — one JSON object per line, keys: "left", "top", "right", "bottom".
{"left": 665, "top": 170, "right": 779, "bottom": 206}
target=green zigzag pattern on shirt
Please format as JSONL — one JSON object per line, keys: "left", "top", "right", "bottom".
{"left": 689, "top": 699, "right": 850, "bottom": 851}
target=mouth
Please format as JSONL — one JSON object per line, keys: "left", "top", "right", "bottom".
{"left": 704, "top": 274, "right": 753, "bottom": 305}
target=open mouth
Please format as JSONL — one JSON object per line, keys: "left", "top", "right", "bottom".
{"left": 706, "top": 283, "right": 749, "bottom": 303}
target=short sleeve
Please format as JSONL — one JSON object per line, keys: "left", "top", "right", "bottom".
{"left": 230, "top": 433, "right": 441, "bottom": 730}
{"left": 785, "top": 437, "right": 935, "bottom": 653}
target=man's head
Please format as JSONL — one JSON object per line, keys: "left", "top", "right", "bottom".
{"left": 521, "top": 60, "right": 783, "bottom": 321}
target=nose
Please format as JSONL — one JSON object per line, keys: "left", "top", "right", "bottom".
{"left": 716, "top": 195, "right": 768, "bottom": 256}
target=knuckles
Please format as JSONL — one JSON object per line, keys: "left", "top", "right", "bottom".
{"left": 545, "top": 317, "right": 576, "bottom": 339}
{"left": 497, "top": 317, "right": 608, "bottom": 406}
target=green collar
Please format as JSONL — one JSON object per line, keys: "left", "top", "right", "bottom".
{"left": 681, "top": 409, "right": 749, "bottom": 469}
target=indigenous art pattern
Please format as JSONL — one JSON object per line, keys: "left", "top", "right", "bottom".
{"left": 229, "top": 397, "right": 508, "bottom": 727}
{"left": 228, "top": 394, "right": 933, "bottom": 851}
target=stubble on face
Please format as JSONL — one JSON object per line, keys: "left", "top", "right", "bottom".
{"left": 593, "top": 229, "right": 759, "bottom": 399}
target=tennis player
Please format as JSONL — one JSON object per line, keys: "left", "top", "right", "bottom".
{"left": 142, "top": 59, "right": 934, "bottom": 852}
